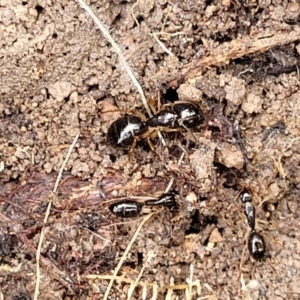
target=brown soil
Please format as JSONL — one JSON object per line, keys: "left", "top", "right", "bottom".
{"left": 1, "top": 0, "right": 300, "bottom": 299}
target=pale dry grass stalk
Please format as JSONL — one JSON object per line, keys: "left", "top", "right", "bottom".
{"left": 76, "top": 0, "right": 166, "bottom": 147}
{"left": 33, "top": 133, "right": 80, "bottom": 300}
{"left": 127, "top": 253, "right": 154, "bottom": 300}
{"left": 103, "top": 212, "right": 156, "bottom": 300}
{"left": 76, "top": 0, "right": 149, "bottom": 115}
{"left": 131, "top": 0, "right": 140, "bottom": 27}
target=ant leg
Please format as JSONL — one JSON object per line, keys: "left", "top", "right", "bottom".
{"left": 147, "top": 135, "right": 166, "bottom": 161}
{"left": 147, "top": 98, "right": 158, "bottom": 115}
{"left": 147, "top": 138, "right": 156, "bottom": 153}
{"left": 143, "top": 129, "right": 159, "bottom": 155}
{"left": 128, "top": 138, "right": 137, "bottom": 161}
{"left": 186, "top": 129, "right": 197, "bottom": 144}
{"left": 140, "top": 128, "right": 163, "bottom": 158}
{"left": 157, "top": 92, "right": 162, "bottom": 112}
{"left": 133, "top": 111, "right": 148, "bottom": 122}
{"left": 156, "top": 126, "right": 185, "bottom": 134}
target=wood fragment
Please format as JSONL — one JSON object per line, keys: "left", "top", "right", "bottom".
{"left": 168, "top": 27, "right": 300, "bottom": 87}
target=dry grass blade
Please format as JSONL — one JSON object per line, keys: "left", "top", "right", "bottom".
{"left": 33, "top": 133, "right": 80, "bottom": 300}
{"left": 103, "top": 212, "right": 156, "bottom": 300}
{"left": 155, "top": 26, "right": 300, "bottom": 89}
{"left": 127, "top": 265, "right": 145, "bottom": 299}
{"left": 127, "top": 253, "right": 154, "bottom": 300}
{"left": 150, "top": 5, "right": 184, "bottom": 56}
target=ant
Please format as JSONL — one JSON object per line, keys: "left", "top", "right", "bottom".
{"left": 109, "top": 188, "right": 266, "bottom": 259}
{"left": 239, "top": 188, "right": 266, "bottom": 260}
{"left": 109, "top": 191, "right": 178, "bottom": 218}
{"left": 105, "top": 99, "right": 204, "bottom": 154}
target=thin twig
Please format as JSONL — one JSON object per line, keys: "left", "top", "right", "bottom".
{"left": 33, "top": 133, "right": 80, "bottom": 300}
{"left": 155, "top": 32, "right": 185, "bottom": 37}
{"left": 161, "top": 5, "right": 172, "bottom": 32}
{"left": 127, "top": 272, "right": 144, "bottom": 299}
{"left": 127, "top": 254, "right": 152, "bottom": 300}
{"left": 85, "top": 228, "right": 112, "bottom": 244}
{"left": 103, "top": 212, "right": 156, "bottom": 300}
{"left": 182, "top": 27, "right": 300, "bottom": 82}
{"left": 53, "top": 134, "right": 80, "bottom": 193}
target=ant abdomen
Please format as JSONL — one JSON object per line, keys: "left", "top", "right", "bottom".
{"left": 109, "top": 200, "right": 143, "bottom": 218}
{"left": 248, "top": 230, "right": 266, "bottom": 260}
{"left": 106, "top": 114, "right": 148, "bottom": 148}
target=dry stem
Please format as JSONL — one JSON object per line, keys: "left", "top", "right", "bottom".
{"left": 103, "top": 212, "right": 156, "bottom": 300}
{"left": 33, "top": 133, "right": 80, "bottom": 300}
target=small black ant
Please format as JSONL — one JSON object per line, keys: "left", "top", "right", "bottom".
{"left": 239, "top": 189, "right": 266, "bottom": 259}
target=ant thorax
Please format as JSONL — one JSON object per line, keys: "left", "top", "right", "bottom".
{"left": 157, "top": 111, "right": 177, "bottom": 125}
{"left": 147, "top": 110, "right": 178, "bottom": 127}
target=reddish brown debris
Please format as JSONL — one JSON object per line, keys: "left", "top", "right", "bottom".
{"left": 1, "top": 168, "right": 170, "bottom": 211}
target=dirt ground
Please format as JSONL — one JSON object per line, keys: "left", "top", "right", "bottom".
{"left": 1, "top": 0, "right": 300, "bottom": 299}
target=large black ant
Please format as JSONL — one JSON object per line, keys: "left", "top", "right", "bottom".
{"left": 109, "top": 199, "right": 143, "bottom": 218}
{"left": 105, "top": 100, "right": 204, "bottom": 154}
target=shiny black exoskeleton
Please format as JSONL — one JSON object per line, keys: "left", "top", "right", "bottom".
{"left": 172, "top": 102, "right": 203, "bottom": 129}
{"left": 109, "top": 200, "right": 142, "bottom": 218}
{"left": 147, "top": 110, "right": 178, "bottom": 128}
{"left": 248, "top": 230, "right": 266, "bottom": 259}
{"left": 244, "top": 202, "right": 255, "bottom": 230}
{"left": 239, "top": 189, "right": 266, "bottom": 259}
{"left": 106, "top": 114, "right": 148, "bottom": 148}
{"left": 106, "top": 101, "right": 203, "bottom": 152}
{"left": 145, "top": 191, "right": 177, "bottom": 207}
{"left": 146, "top": 101, "right": 204, "bottom": 130}
{"left": 109, "top": 192, "right": 178, "bottom": 218}
{"left": 240, "top": 189, "right": 252, "bottom": 203}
